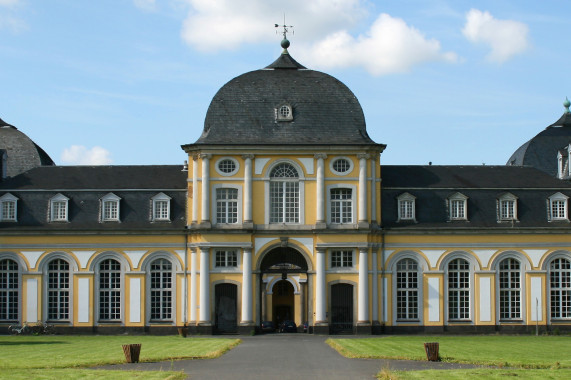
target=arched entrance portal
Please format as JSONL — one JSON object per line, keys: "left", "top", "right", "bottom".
{"left": 259, "top": 247, "right": 309, "bottom": 332}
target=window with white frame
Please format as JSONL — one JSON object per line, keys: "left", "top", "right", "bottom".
{"left": 330, "top": 157, "right": 353, "bottom": 175}
{"left": 0, "top": 259, "right": 18, "bottom": 321}
{"left": 49, "top": 193, "right": 69, "bottom": 222}
{"left": 277, "top": 103, "right": 293, "bottom": 121}
{"left": 0, "top": 193, "right": 17, "bottom": 222}
{"left": 269, "top": 163, "right": 299, "bottom": 223}
{"left": 397, "top": 192, "right": 416, "bottom": 222}
{"left": 216, "top": 188, "right": 238, "bottom": 224}
{"left": 549, "top": 257, "right": 571, "bottom": 319}
{"left": 448, "top": 258, "right": 470, "bottom": 320}
{"left": 215, "top": 157, "right": 239, "bottom": 176}
{"left": 151, "top": 193, "right": 171, "bottom": 221}
{"left": 330, "top": 188, "right": 353, "bottom": 223}
{"left": 498, "top": 258, "right": 521, "bottom": 320}
{"left": 499, "top": 196, "right": 517, "bottom": 221}
{"left": 448, "top": 193, "right": 468, "bottom": 221}
{"left": 548, "top": 193, "right": 569, "bottom": 221}
{"left": 149, "top": 258, "right": 173, "bottom": 321}
{"left": 47, "top": 259, "right": 70, "bottom": 321}
{"left": 396, "top": 258, "right": 419, "bottom": 320}
{"left": 101, "top": 193, "right": 120, "bottom": 222}
{"left": 331, "top": 250, "right": 353, "bottom": 268}
{"left": 215, "top": 250, "right": 238, "bottom": 268}
{"left": 98, "top": 259, "right": 121, "bottom": 321}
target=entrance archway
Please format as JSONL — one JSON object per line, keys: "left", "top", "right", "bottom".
{"left": 259, "top": 246, "right": 309, "bottom": 331}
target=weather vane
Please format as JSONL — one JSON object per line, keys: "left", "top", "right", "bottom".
{"left": 275, "top": 14, "right": 294, "bottom": 40}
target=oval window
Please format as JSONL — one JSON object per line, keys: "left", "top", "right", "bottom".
{"left": 216, "top": 158, "right": 238, "bottom": 176}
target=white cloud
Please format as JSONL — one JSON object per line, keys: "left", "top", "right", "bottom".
{"left": 299, "top": 13, "right": 457, "bottom": 76}
{"left": 133, "top": 0, "right": 156, "bottom": 12}
{"left": 61, "top": 145, "right": 113, "bottom": 165}
{"left": 462, "top": 9, "right": 529, "bottom": 63}
{"left": 180, "top": 0, "right": 365, "bottom": 52}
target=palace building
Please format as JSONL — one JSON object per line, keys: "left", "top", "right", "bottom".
{"left": 1, "top": 39, "right": 571, "bottom": 334}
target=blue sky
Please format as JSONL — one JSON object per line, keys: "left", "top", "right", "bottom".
{"left": 1, "top": 0, "right": 570, "bottom": 166}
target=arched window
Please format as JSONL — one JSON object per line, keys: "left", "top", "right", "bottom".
{"left": 149, "top": 258, "right": 173, "bottom": 321}
{"left": 269, "top": 163, "right": 299, "bottom": 223}
{"left": 549, "top": 257, "right": 571, "bottom": 319}
{"left": 396, "top": 258, "right": 419, "bottom": 320}
{"left": 448, "top": 258, "right": 470, "bottom": 320}
{"left": 98, "top": 259, "right": 121, "bottom": 321}
{"left": 498, "top": 258, "right": 521, "bottom": 320}
{"left": 47, "top": 259, "right": 70, "bottom": 321}
{"left": 0, "top": 259, "right": 18, "bottom": 321}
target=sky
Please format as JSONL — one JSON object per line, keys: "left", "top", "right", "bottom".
{"left": 1, "top": 0, "right": 570, "bottom": 167}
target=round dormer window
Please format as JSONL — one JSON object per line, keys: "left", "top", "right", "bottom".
{"left": 277, "top": 103, "right": 293, "bottom": 121}
{"left": 216, "top": 157, "right": 239, "bottom": 176}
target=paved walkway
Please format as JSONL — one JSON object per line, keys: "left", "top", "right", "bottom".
{"left": 98, "top": 334, "right": 481, "bottom": 379}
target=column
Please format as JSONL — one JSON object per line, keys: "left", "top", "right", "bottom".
{"left": 200, "top": 153, "right": 211, "bottom": 225}
{"left": 372, "top": 249, "right": 378, "bottom": 323}
{"left": 370, "top": 157, "right": 377, "bottom": 223}
{"left": 242, "top": 154, "right": 254, "bottom": 226}
{"left": 357, "top": 153, "right": 369, "bottom": 226}
{"left": 315, "top": 248, "right": 327, "bottom": 323}
{"left": 241, "top": 248, "right": 253, "bottom": 324}
{"left": 190, "top": 248, "right": 197, "bottom": 323}
{"left": 199, "top": 247, "right": 210, "bottom": 324}
{"left": 358, "top": 248, "right": 369, "bottom": 323}
{"left": 192, "top": 154, "right": 199, "bottom": 224}
{"left": 315, "top": 153, "right": 327, "bottom": 227}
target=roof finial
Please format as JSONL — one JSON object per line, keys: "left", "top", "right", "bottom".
{"left": 564, "top": 97, "right": 570, "bottom": 114}
{"left": 275, "top": 14, "right": 293, "bottom": 53}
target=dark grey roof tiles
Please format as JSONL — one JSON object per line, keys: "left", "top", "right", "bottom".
{"left": 0, "top": 124, "right": 55, "bottom": 177}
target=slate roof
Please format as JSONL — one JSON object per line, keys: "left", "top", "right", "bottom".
{"left": 381, "top": 165, "right": 571, "bottom": 230}
{"left": 0, "top": 165, "right": 187, "bottom": 231}
{"left": 507, "top": 109, "right": 571, "bottom": 177}
{"left": 184, "top": 50, "right": 382, "bottom": 149}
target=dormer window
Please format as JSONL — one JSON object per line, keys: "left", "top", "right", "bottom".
{"left": 276, "top": 103, "right": 293, "bottom": 121}
{"left": 151, "top": 193, "right": 171, "bottom": 222}
{"left": 397, "top": 192, "right": 416, "bottom": 222}
{"left": 448, "top": 192, "right": 468, "bottom": 221}
{"left": 101, "top": 193, "right": 121, "bottom": 222}
{"left": 497, "top": 193, "right": 518, "bottom": 221}
{"left": 49, "top": 193, "right": 69, "bottom": 222}
{"left": 548, "top": 192, "right": 569, "bottom": 221}
{"left": 0, "top": 193, "right": 18, "bottom": 222}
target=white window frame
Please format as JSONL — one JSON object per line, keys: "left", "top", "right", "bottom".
{"left": 212, "top": 184, "right": 242, "bottom": 226}
{"left": 148, "top": 258, "right": 174, "bottom": 322}
{"left": 0, "top": 257, "right": 20, "bottom": 322}
{"left": 212, "top": 249, "right": 241, "bottom": 273}
{"left": 329, "top": 157, "right": 354, "bottom": 176}
{"left": 95, "top": 257, "right": 124, "bottom": 323}
{"left": 498, "top": 193, "right": 518, "bottom": 222}
{"left": 327, "top": 184, "right": 356, "bottom": 225}
{"left": 497, "top": 257, "right": 522, "bottom": 321}
{"left": 46, "top": 258, "right": 71, "bottom": 321}
{"left": 548, "top": 257, "right": 571, "bottom": 320}
{"left": 215, "top": 157, "right": 240, "bottom": 177}
{"left": 329, "top": 250, "right": 355, "bottom": 272}
{"left": 448, "top": 192, "right": 468, "bottom": 221}
{"left": 397, "top": 192, "right": 416, "bottom": 222}
{"left": 264, "top": 160, "right": 305, "bottom": 225}
{"left": 446, "top": 257, "right": 472, "bottom": 322}
{"left": 395, "top": 258, "right": 420, "bottom": 321}
{"left": 276, "top": 103, "right": 293, "bottom": 121}
{"left": 0, "top": 193, "right": 18, "bottom": 222}
{"left": 151, "top": 192, "right": 171, "bottom": 222}
{"left": 49, "top": 193, "right": 69, "bottom": 222}
{"left": 548, "top": 192, "right": 569, "bottom": 221}
{"left": 100, "top": 193, "right": 121, "bottom": 222}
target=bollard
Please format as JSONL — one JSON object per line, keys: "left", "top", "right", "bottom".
{"left": 423, "top": 342, "right": 439, "bottom": 361}
{"left": 122, "top": 343, "right": 142, "bottom": 363}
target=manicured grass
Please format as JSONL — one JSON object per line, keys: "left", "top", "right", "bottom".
{"left": 327, "top": 335, "right": 571, "bottom": 368}
{"left": 0, "top": 335, "right": 240, "bottom": 379}
{"left": 379, "top": 368, "right": 571, "bottom": 380}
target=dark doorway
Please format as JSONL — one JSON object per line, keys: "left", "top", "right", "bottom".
{"left": 215, "top": 283, "right": 237, "bottom": 334}
{"left": 272, "top": 280, "right": 294, "bottom": 328}
{"left": 331, "top": 283, "right": 353, "bottom": 334}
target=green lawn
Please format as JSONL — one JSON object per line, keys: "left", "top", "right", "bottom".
{"left": 327, "top": 335, "right": 571, "bottom": 368}
{"left": 380, "top": 368, "right": 571, "bottom": 380}
{"left": 0, "top": 335, "right": 240, "bottom": 379}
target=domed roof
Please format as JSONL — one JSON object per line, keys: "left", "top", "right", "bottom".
{"left": 0, "top": 118, "right": 55, "bottom": 178}
{"left": 188, "top": 48, "right": 380, "bottom": 148}
{"left": 507, "top": 100, "right": 571, "bottom": 176}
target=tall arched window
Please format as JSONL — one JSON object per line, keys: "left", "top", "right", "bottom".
{"left": 269, "top": 163, "right": 299, "bottom": 223}
{"left": 98, "top": 259, "right": 121, "bottom": 321}
{"left": 396, "top": 258, "right": 419, "bottom": 320}
{"left": 47, "top": 259, "right": 70, "bottom": 321}
{"left": 549, "top": 257, "right": 571, "bottom": 320}
{"left": 149, "top": 258, "right": 173, "bottom": 321}
{"left": 498, "top": 258, "right": 521, "bottom": 320}
{"left": 448, "top": 258, "right": 470, "bottom": 320}
{"left": 0, "top": 259, "right": 18, "bottom": 321}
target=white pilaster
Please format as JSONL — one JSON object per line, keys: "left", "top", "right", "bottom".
{"left": 372, "top": 250, "right": 378, "bottom": 322}
{"left": 241, "top": 248, "right": 253, "bottom": 324}
{"left": 315, "top": 248, "right": 326, "bottom": 323}
{"left": 243, "top": 154, "right": 254, "bottom": 224}
{"left": 200, "top": 154, "right": 211, "bottom": 223}
{"left": 358, "top": 248, "right": 369, "bottom": 322}
{"left": 357, "top": 154, "right": 369, "bottom": 224}
{"left": 190, "top": 248, "right": 197, "bottom": 323}
{"left": 26, "top": 278, "right": 38, "bottom": 323}
{"left": 192, "top": 155, "right": 198, "bottom": 223}
{"left": 199, "top": 247, "right": 210, "bottom": 324}
{"left": 371, "top": 157, "right": 377, "bottom": 222}
{"left": 315, "top": 153, "right": 326, "bottom": 225}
